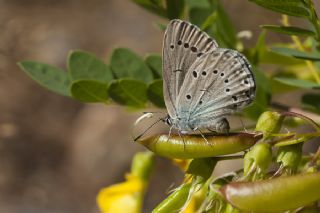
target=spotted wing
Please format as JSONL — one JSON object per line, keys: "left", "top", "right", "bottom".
{"left": 162, "top": 19, "right": 218, "bottom": 119}
{"left": 176, "top": 48, "right": 256, "bottom": 129}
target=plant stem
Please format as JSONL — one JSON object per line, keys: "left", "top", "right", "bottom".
{"left": 307, "top": 0, "right": 320, "bottom": 42}
{"left": 281, "top": 15, "right": 320, "bottom": 83}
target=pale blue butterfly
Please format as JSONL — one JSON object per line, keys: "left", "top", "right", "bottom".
{"left": 162, "top": 19, "right": 256, "bottom": 134}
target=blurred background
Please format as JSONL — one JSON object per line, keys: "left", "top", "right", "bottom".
{"left": 0, "top": 0, "right": 305, "bottom": 212}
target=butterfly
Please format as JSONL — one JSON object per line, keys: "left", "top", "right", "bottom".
{"left": 162, "top": 19, "right": 256, "bottom": 134}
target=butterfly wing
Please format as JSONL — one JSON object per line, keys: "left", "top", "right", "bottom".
{"left": 162, "top": 19, "right": 218, "bottom": 118}
{"left": 176, "top": 48, "right": 255, "bottom": 129}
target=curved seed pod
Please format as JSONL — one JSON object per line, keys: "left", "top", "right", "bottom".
{"left": 220, "top": 172, "right": 320, "bottom": 212}
{"left": 137, "top": 132, "right": 262, "bottom": 159}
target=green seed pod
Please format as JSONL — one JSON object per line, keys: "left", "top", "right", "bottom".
{"left": 220, "top": 172, "right": 320, "bottom": 212}
{"left": 255, "top": 111, "right": 284, "bottom": 139}
{"left": 297, "top": 203, "right": 319, "bottom": 213}
{"left": 244, "top": 143, "right": 272, "bottom": 176}
{"left": 276, "top": 143, "right": 302, "bottom": 173}
{"left": 138, "top": 132, "right": 262, "bottom": 159}
{"left": 152, "top": 183, "right": 191, "bottom": 213}
{"left": 131, "top": 151, "right": 154, "bottom": 181}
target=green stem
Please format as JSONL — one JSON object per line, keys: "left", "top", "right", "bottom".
{"left": 307, "top": 0, "right": 320, "bottom": 42}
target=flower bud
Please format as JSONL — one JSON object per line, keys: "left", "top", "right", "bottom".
{"left": 244, "top": 143, "right": 272, "bottom": 176}
{"left": 276, "top": 143, "right": 302, "bottom": 173}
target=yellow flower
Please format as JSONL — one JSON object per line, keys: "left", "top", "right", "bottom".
{"left": 97, "top": 174, "right": 145, "bottom": 213}
{"left": 183, "top": 197, "right": 196, "bottom": 213}
{"left": 96, "top": 152, "right": 154, "bottom": 213}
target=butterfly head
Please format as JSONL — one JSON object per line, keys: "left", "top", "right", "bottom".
{"left": 162, "top": 115, "right": 173, "bottom": 126}
{"left": 163, "top": 115, "right": 194, "bottom": 133}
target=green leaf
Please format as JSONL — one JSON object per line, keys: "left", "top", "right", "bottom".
{"left": 147, "top": 80, "right": 165, "bottom": 108}
{"left": 131, "top": 0, "right": 167, "bottom": 18}
{"left": 301, "top": 93, "right": 320, "bottom": 113}
{"left": 70, "top": 80, "right": 109, "bottom": 103}
{"left": 68, "top": 50, "right": 113, "bottom": 82}
{"left": 165, "top": 0, "right": 185, "bottom": 19}
{"left": 201, "top": 11, "right": 218, "bottom": 31}
{"left": 203, "top": 1, "right": 237, "bottom": 48}
{"left": 110, "top": 48, "right": 154, "bottom": 83}
{"left": 259, "top": 48, "right": 303, "bottom": 65}
{"left": 274, "top": 77, "right": 320, "bottom": 89}
{"left": 252, "top": 30, "right": 267, "bottom": 65}
{"left": 189, "top": 8, "right": 212, "bottom": 27}
{"left": 18, "top": 61, "right": 70, "bottom": 96}
{"left": 145, "top": 54, "right": 162, "bottom": 78}
{"left": 270, "top": 47, "right": 320, "bottom": 61}
{"left": 109, "top": 79, "right": 148, "bottom": 108}
{"left": 248, "top": 0, "right": 310, "bottom": 18}
{"left": 244, "top": 68, "right": 271, "bottom": 119}
{"left": 185, "top": 0, "right": 210, "bottom": 9}
{"left": 261, "top": 25, "right": 315, "bottom": 36}
{"left": 251, "top": 31, "right": 304, "bottom": 65}
{"left": 214, "top": 2, "right": 237, "bottom": 48}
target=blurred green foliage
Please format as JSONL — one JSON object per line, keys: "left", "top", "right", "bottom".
{"left": 18, "top": 0, "right": 320, "bottom": 117}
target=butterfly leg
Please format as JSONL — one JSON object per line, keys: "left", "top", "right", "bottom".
{"left": 198, "top": 129, "right": 212, "bottom": 147}
{"left": 177, "top": 130, "right": 186, "bottom": 151}
{"left": 215, "top": 118, "right": 230, "bottom": 134}
{"left": 166, "top": 125, "right": 174, "bottom": 143}
{"left": 238, "top": 117, "right": 248, "bottom": 132}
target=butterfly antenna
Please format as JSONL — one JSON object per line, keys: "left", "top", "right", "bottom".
{"left": 133, "top": 118, "right": 163, "bottom": 142}
{"left": 134, "top": 112, "right": 154, "bottom": 126}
